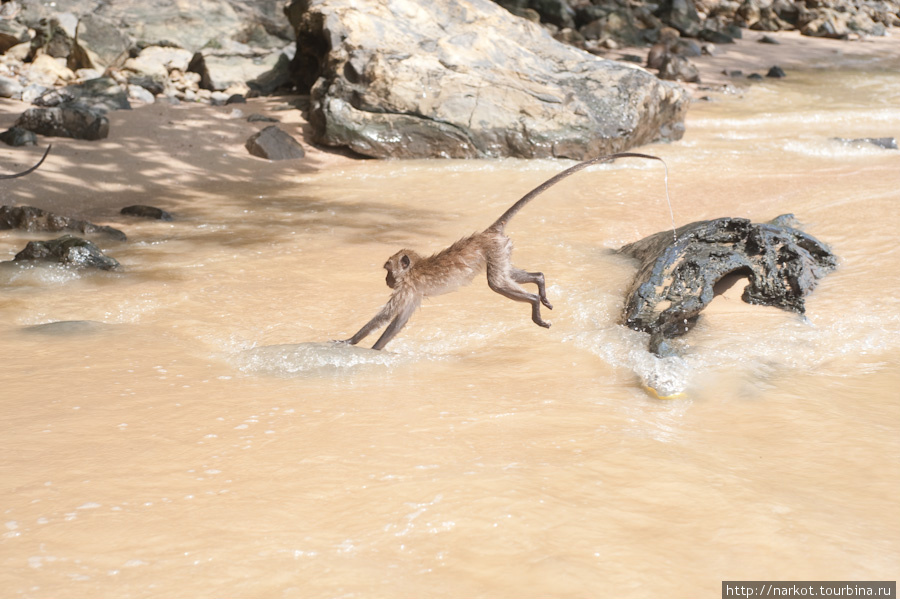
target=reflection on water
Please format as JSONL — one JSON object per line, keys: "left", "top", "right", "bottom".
{"left": 1, "top": 63, "right": 899, "bottom": 598}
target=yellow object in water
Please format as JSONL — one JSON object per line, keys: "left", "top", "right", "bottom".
{"left": 643, "top": 385, "right": 687, "bottom": 400}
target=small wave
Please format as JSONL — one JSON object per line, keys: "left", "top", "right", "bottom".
{"left": 784, "top": 138, "right": 898, "bottom": 158}
{"left": 568, "top": 325, "right": 692, "bottom": 398}
{"left": 236, "top": 341, "right": 406, "bottom": 376}
{"left": 0, "top": 262, "right": 83, "bottom": 286}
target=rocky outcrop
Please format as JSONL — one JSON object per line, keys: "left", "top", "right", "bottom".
{"left": 288, "top": 0, "right": 689, "bottom": 159}
{"left": 618, "top": 215, "right": 837, "bottom": 355}
{"left": 11, "top": 234, "right": 120, "bottom": 270}
{"left": 0, "top": 205, "right": 127, "bottom": 240}
{"left": 491, "top": 0, "right": 897, "bottom": 48}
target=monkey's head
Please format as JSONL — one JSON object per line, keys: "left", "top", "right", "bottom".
{"left": 658, "top": 26, "right": 679, "bottom": 45}
{"left": 384, "top": 250, "right": 420, "bottom": 289}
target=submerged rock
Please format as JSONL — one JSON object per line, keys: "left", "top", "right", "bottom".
{"left": 289, "top": 0, "right": 689, "bottom": 159}
{"left": 120, "top": 205, "right": 174, "bottom": 221}
{"left": 22, "top": 320, "right": 111, "bottom": 335}
{"left": 833, "top": 137, "right": 897, "bottom": 150}
{"left": 0, "top": 205, "right": 127, "bottom": 241}
{"left": 12, "top": 235, "right": 120, "bottom": 270}
{"left": 618, "top": 215, "right": 837, "bottom": 354}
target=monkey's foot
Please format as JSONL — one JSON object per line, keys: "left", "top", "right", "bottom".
{"left": 533, "top": 318, "right": 551, "bottom": 328}
{"left": 541, "top": 297, "right": 553, "bottom": 310}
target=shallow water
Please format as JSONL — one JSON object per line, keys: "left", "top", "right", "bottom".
{"left": 2, "top": 61, "right": 899, "bottom": 597}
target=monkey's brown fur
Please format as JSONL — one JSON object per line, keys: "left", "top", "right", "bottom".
{"left": 0, "top": 145, "right": 51, "bottom": 179}
{"left": 342, "top": 152, "right": 665, "bottom": 350}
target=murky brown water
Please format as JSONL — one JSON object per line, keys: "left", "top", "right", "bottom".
{"left": 2, "top": 59, "right": 899, "bottom": 598}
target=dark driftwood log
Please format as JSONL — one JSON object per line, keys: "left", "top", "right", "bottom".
{"left": 618, "top": 215, "right": 837, "bottom": 355}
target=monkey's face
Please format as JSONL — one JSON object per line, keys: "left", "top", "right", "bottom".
{"left": 384, "top": 250, "right": 415, "bottom": 289}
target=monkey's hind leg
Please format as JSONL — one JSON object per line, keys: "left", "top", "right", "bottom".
{"left": 487, "top": 266, "right": 552, "bottom": 328}
{"left": 511, "top": 267, "right": 553, "bottom": 310}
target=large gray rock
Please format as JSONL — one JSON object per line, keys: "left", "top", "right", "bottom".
{"left": 291, "top": 0, "right": 689, "bottom": 159}
{"left": 187, "top": 46, "right": 284, "bottom": 91}
{"left": 68, "top": 13, "right": 132, "bottom": 71}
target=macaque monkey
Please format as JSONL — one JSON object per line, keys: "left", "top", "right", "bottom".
{"left": 0, "top": 145, "right": 51, "bottom": 179}
{"left": 339, "top": 152, "right": 666, "bottom": 350}
{"left": 647, "top": 27, "right": 680, "bottom": 71}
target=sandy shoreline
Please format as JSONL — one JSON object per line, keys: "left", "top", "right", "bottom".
{"left": 666, "top": 28, "right": 900, "bottom": 87}
{"left": 0, "top": 30, "right": 898, "bottom": 223}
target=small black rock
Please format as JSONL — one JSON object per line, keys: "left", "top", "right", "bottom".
{"left": 0, "top": 126, "right": 37, "bottom": 147}
{"left": 120, "top": 205, "right": 174, "bottom": 221}
{"left": 247, "top": 113, "right": 279, "bottom": 123}
{"left": 699, "top": 29, "right": 735, "bottom": 44}
{"left": 245, "top": 126, "right": 305, "bottom": 161}
{"left": 766, "top": 66, "right": 786, "bottom": 78}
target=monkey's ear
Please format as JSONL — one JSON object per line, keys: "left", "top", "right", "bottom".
{"left": 400, "top": 254, "right": 411, "bottom": 269}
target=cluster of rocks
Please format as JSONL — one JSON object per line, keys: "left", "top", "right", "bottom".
{"left": 0, "top": 0, "right": 894, "bottom": 157}
{"left": 492, "top": 0, "right": 898, "bottom": 83}
{"left": 0, "top": 0, "right": 692, "bottom": 159}
{"left": 0, "top": 0, "right": 295, "bottom": 105}
{"left": 0, "top": 201, "right": 172, "bottom": 271}
{"left": 0, "top": 0, "right": 306, "bottom": 148}
{"left": 496, "top": 0, "right": 898, "bottom": 50}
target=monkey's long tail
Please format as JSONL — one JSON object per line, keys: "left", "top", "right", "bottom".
{"left": 0, "top": 144, "right": 52, "bottom": 180}
{"left": 488, "top": 151, "right": 668, "bottom": 233}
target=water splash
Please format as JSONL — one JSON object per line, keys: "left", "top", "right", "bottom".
{"left": 236, "top": 341, "right": 404, "bottom": 376}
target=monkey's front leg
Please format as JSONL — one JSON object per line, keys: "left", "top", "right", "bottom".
{"left": 371, "top": 303, "right": 417, "bottom": 350}
{"left": 340, "top": 307, "right": 392, "bottom": 345}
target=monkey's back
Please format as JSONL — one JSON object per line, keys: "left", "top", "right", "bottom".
{"left": 416, "top": 233, "right": 490, "bottom": 297}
